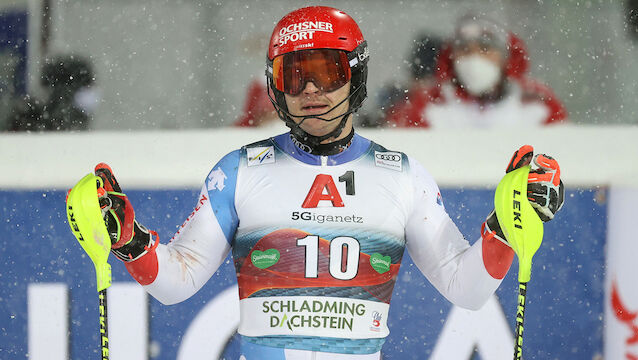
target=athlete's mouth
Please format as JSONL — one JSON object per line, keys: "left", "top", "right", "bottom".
{"left": 302, "top": 104, "right": 329, "bottom": 110}
{"left": 299, "top": 103, "right": 331, "bottom": 116}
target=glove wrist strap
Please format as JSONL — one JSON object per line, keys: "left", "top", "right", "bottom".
{"left": 112, "top": 221, "right": 158, "bottom": 262}
{"left": 484, "top": 210, "right": 510, "bottom": 247}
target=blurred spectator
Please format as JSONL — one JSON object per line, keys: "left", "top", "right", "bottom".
{"left": 234, "top": 79, "right": 280, "bottom": 128}
{"left": 385, "top": 14, "right": 567, "bottom": 128}
{"left": 362, "top": 34, "right": 442, "bottom": 128}
{"left": 8, "top": 55, "right": 98, "bottom": 131}
{"left": 408, "top": 34, "right": 443, "bottom": 88}
{"left": 627, "top": 0, "right": 638, "bottom": 40}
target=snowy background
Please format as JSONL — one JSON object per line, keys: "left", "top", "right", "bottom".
{"left": 1, "top": 0, "right": 637, "bottom": 130}
{"left": 2, "top": 0, "right": 638, "bottom": 359}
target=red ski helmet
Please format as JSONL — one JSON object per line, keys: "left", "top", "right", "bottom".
{"left": 268, "top": 6, "right": 365, "bottom": 59}
{"left": 265, "top": 6, "right": 369, "bottom": 144}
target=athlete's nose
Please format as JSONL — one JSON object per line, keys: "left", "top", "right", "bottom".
{"left": 302, "top": 81, "right": 321, "bottom": 94}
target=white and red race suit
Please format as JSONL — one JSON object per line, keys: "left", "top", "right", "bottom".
{"left": 122, "top": 132, "right": 514, "bottom": 358}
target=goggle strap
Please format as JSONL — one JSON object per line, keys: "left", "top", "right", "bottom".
{"left": 346, "top": 41, "right": 369, "bottom": 70}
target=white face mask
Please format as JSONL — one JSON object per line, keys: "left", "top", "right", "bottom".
{"left": 74, "top": 86, "right": 101, "bottom": 114}
{"left": 453, "top": 55, "right": 502, "bottom": 96}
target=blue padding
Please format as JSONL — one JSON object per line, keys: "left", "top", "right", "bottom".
{"left": 205, "top": 150, "right": 240, "bottom": 244}
{"left": 0, "top": 188, "right": 605, "bottom": 360}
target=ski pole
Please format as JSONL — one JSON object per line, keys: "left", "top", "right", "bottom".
{"left": 66, "top": 173, "right": 113, "bottom": 359}
{"left": 513, "top": 282, "right": 527, "bottom": 359}
{"left": 493, "top": 166, "right": 544, "bottom": 360}
{"left": 98, "top": 289, "right": 109, "bottom": 359}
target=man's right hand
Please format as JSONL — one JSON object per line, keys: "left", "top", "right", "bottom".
{"left": 95, "top": 163, "right": 155, "bottom": 262}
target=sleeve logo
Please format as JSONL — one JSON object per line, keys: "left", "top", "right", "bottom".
{"left": 247, "top": 146, "right": 275, "bottom": 167}
{"left": 374, "top": 151, "right": 402, "bottom": 171}
{"left": 207, "top": 168, "right": 227, "bottom": 191}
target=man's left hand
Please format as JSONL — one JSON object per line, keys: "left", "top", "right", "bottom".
{"left": 527, "top": 154, "right": 564, "bottom": 222}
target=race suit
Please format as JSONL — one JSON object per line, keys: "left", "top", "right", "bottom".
{"left": 124, "top": 132, "right": 512, "bottom": 359}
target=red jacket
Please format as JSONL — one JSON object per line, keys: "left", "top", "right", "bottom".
{"left": 235, "top": 80, "right": 276, "bottom": 127}
{"left": 385, "top": 34, "right": 567, "bottom": 128}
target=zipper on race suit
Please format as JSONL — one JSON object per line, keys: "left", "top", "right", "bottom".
{"left": 321, "top": 156, "right": 327, "bottom": 167}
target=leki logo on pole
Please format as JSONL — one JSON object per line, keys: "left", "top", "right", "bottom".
{"left": 512, "top": 189, "right": 523, "bottom": 229}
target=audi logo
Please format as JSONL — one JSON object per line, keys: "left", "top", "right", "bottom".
{"left": 376, "top": 153, "right": 401, "bottom": 161}
{"left": 289, "top": 134, "right": 312, "bottom": 153}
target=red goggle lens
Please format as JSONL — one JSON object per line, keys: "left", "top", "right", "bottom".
{"left": 272, "top": 49, "right": 351, "bottom": 96}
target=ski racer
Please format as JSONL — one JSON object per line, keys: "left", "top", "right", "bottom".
{"left": 94, "top": 6, "right": 565, "bottom": 359}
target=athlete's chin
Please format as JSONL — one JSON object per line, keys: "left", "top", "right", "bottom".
{"left": 292, "top": 111, "right": 348, "bottom": 137}
{"left": 299, "top": 124, "right": 338, "bottom": 138}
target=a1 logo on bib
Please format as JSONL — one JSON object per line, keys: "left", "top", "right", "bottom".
{"left": 374, "top": 151, "right": 402, "bottom": 171}
{"left": 370, "top": 253, "right": 391, "bottom": 274}
{"left": 251, "top": 249, "right": 280, "bottom": 269}
{"left": 302, "top": 174, "right": 344, "bottom": 208}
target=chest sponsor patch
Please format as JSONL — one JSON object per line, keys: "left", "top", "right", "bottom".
{"left": 370, "top": 253, "right": 391, "bottom": 274}
{"left": 238, "top": 296, "right": 390, "bottom": 339}
{"left": 374, "top": 151, "right": 402, "bottom": 171}
{"left": 247, "top": 146, "right": 275, "bottom": 166}
{"left": 251, "top": 249, "right": 280, "bottom": 269}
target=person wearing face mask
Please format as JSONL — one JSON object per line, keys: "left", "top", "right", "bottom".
{"left": 73, "top": 7, "right": 564, "bottom": 359}
{"left": 373, "top": 34, "right": 442, "bottom": 127}
{"left": 8, "top": 55, "right": 98, "bottom": 131}
{"left": 385, "top": 14, "right": 567, "bottom": 128}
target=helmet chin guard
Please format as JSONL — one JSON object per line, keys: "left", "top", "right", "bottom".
{"left": 266, "top": 73, "right": 366, "bottom": 150}
{"left": 265, "top": 6, "right": 369, "bottom": 153}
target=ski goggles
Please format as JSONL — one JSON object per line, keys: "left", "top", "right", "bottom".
{"left": 271, "top": 49, "right": 352, "bottom": 96}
